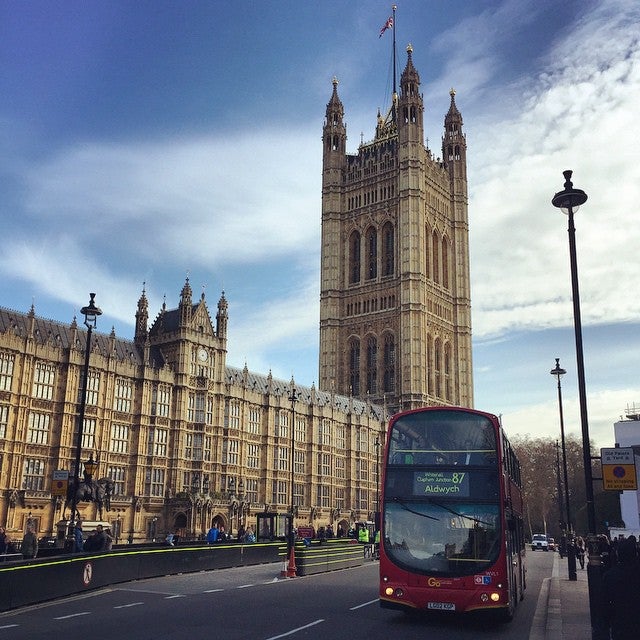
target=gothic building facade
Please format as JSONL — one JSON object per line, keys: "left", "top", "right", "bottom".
{"left": 0, "top": 282, "right": 385, "bottom": 543}
{"left": 319, "top": 45, "right": 473, "bottom": 414}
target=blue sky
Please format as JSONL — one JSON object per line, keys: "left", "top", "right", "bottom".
{"left": 1, "top": 0, "right": 639, "bottom": 449}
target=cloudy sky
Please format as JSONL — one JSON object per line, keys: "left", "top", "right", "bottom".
{"left": 1, "top": 0, "right": 639, "bottom": 450}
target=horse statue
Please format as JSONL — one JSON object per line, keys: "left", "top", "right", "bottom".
{"left": 64, "top": 477, "right": 114, "bottom": 521}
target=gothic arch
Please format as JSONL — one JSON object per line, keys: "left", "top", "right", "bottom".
{"left": 442, "top": 235, "right": 450, "bottom": 289}
{"left": 382, "top": 221, "right": 395, "bottom": 277}
{"left": 382, "top": 331, "right": 396, "bottom": 394}
{"left": 365, "top": 226, "right": 377, "bottom": 280}
{"left": 432, "top": 230, "right": 440, "bottom": 285}
{"left": 349, "top": 230, "right": 361, "bottom": 284}
{"left": 365, "top": 334, "right": 377, "bottom": 394}
{"left": 348, "top": 337, "right": 361, "bottom": 396}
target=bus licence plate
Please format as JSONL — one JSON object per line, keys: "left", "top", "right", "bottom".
{"left": 427, "top": 602, "right": 455, "bottom": 611}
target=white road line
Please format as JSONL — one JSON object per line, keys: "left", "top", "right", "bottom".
{"left": 0, "top": 624, "right": 19, "bottom": 629}
{"left": 55, "top": 611, "right": 91, "bottom": 620}
{"left": 264, "top": 619, "right": 324, "bottom": 640}
{"left": 236, "top": 584, "right": 254, "bottom": 589}
{"left": 114, "top": 602, "right": 144, "bottom": 609}
{"left": 203, "top": 588, "right": 224, "bottom": 593}
{"left": 349, "top": 599, "right": 378, "bottom": 610}
{"left": 164, "top": 594, "right": 186, "bottom": 599}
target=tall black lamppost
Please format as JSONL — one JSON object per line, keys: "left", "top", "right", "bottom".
{"left": 550, "top": 359, "right": 574, "bottom": 537}
{"left": 69, "top": 293, "right": 102, "bottom": 534}
{"left": 552, "top": 171, "right": 603, "bottom": 637}
{"left": 374, "top": 436, "right": 381, "bottom": 530}
{"left": 286, "top": 379, "right": 298, "bottom": 577}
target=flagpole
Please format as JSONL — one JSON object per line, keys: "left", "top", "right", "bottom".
{"left": 392, "top": 4, "right": 397, "bottom": 121}
{"left": 392, "top": 4, "right": 397, "bottom": 95}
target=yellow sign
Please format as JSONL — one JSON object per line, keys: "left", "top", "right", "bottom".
{"left": 601, "top": 448, "right": 637, "bottom": 491}
{"left": 51, "top": 469, "right": 69, "bottom": 497}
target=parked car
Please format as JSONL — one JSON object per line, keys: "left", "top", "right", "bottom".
{"left": 531, "top": 533, "right": 549, "bottom": 551}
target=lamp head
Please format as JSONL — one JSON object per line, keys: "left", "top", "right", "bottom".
{"left": 81, "top": 293, "right": 102, "bottom": 329}
{"left": 550, "top": 357, "right": 567, "bottom": 378}
{"left": 551, "top": 170, "right": 588, "bottom": 214}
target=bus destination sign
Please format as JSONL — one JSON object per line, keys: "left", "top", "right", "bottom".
{"left": 415, "top": 470, "right": 470, "bottom": 497}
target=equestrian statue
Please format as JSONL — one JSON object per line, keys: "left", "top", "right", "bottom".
{"left": 64, "top": 462, "right": 115, "bottom": 521}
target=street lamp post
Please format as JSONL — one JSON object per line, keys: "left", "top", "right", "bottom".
{"left": 550, "top": 357, "right": 576, "bottom": 580}
{"left": 552, "top": 171, "right": 604, "bottom": 638}
{"left": 286, "top": 379, "right": 298, "bottom": 577}
{"left": 69, "top": 293, "right": 102, "bottom": 538}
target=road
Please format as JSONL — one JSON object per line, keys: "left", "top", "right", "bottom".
{"left": 0, "top": 550, "right": 555, "bottom": 639}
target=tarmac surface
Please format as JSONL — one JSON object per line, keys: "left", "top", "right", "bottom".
{"left": 530, "top": 551, "right": 592, "bottom": 640}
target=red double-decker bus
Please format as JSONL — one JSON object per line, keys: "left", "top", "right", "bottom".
{"left": 379, "top": 406, "right": 526, "bottom": 620}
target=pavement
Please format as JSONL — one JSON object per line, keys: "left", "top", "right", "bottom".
{"left": 529, "top": 551, "right": 592, "bottom": 640}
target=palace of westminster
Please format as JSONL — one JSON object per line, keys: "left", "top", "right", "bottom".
{"left": 0, "top": 46, "right": 473, "bottom": 543}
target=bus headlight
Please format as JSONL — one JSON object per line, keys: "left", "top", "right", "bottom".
{"left": 490, "top": 592, "right": 500, "bottom": 602}
{"left": 385, "top": 587, "right": 394, "bottom": 596}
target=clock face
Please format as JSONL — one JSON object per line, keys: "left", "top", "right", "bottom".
{"left": 197, "top": 348, "right": 208, "bottom": 362}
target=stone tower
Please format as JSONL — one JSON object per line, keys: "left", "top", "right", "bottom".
{"left": 319, "top": 45, "right": 473, "bottom": 414}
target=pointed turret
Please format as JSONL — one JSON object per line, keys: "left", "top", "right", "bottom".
{"left": 178, "top": 277, "right": 193, "bottom": 327}
{"left": 323, "top": 77, "right": 347, "bottom": 165}
{"left": 135, "top": 283, "right": 149, "bottom": 346}
{"left": 443, "top": 88, "right": 466, "bottom": 168}
{"left": 216, "top": 291, "right": 228, "bottom": 339}
{"left": 398, "top": 44, "right": 424, "bottom": 145}
{"left": 442, "top": 88, "right": 467, "bottom": 197}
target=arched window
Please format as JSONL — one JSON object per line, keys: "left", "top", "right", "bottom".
{"left": 444, "top": 342, "right": 452, "bottom": 402}
{"left": 425, "top": 223, "right": 431, "bottom": 280}
{"left": 432, "top": 230, "right": 440, "bottom": 284}
{"left": 383, "top": 333, "right": 395, "bottom": 393}
{"left": 442, "top": 236, "right": 449, "bottom": 289}
{"left": 349, "top": 231, "right": 361, "bottom": 284}
{"left": 366, "top": 336, "right": 377, "bottom": 394}
{"left": 426, "top": 334, "right": 433, "bottom": 395}
{"left": 434, "top": 337, "right": 442, "bottom": 398}
{"left": 349, "top": 339, "right": 360, "bottom": 396}
{"left": 382, "top": 222, "right": 395, "bottom": 276}
{"left": 366, "top": 227, "right": 377, "bottom": 280}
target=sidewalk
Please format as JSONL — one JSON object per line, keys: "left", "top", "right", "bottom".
{"left": 529, "top": 552, "right": 591, "bottom": 640}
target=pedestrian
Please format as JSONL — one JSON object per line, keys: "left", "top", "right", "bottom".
{"left": 104, "top": 527, "right": 113, "bottom": 550}
{"left": 20, "top": 525, "right": 38, "bottom": 559}
{"left": 73, "top": 520, "right": 84, "bottom": 552}
{"left": 0, "top": 526, "right": 9, "bottom": 555}
{"left": 602, "top": 537, "right": 640, "bottom": 640}
{"left": 237, "top": 525, "right": 246, "bottom": 543}
{"left": 575, "top": 536, "right": 586, "bottom": 570}
{"left": 245, "top": 526, "right": 256, "bottom": 543}
{"left": 206, "top": 524, "right": 219, "bottom": 544}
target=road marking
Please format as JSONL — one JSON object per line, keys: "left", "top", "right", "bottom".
{"left": 0, "top": 624, "right": 19, "bottom": 629}
{"left": 164, "top": 594, "right": 185, "bottom": 599}
{"left": 349, "top": 599, "right": 378, "bottom": 610}
{"left": 203, "top": 588, "right": 224, "bottom": 593}
{"left": 236, "top": 584, "right": 253, "bottom": 589}
{"left": 114, "top": 602, "right": 144, "bottom": 609}
{"left": 54, "top": 611, "right": 91, "bottom": 620}
{"left": 264, "top": 619, "right": 324, "bottom": 640}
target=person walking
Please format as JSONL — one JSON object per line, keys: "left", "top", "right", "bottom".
{"left": 0, "top": 526, "right": 9, "bottom": 555}
{"left": 575, "top": 536, "right": 586, "bottom": 569}
{"left": 20, "top": 525, "right": 38, "bottom": 559}
{"left": 73, "top": 520, "right": 84, "bottom": 552}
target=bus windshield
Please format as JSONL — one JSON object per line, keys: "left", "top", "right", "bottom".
{"left": 384, "top": 409, "right": 501, "bottom": 577}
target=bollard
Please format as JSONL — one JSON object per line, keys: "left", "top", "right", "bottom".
{"left": 567, "top": 541, "right": 577, "bottom": 581}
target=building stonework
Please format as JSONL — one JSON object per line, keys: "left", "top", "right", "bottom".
{"left": 319, "top": 46, "right": 473, "bottom": 414}
{"left": 0, "top": 281, "right": 385, "bottom": 543}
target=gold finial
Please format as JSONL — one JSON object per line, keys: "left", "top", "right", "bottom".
{"left": 406, "top": 43, "right": 413, "bottom": 54}
{"left": 450, "top": 87, "right": 456, "bottom": 97}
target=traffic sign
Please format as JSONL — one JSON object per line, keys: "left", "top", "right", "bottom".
{"left": 51, "top": 469, "right": 69, "bottom": 496}
{"left": 601, "top": 448, "right": 637, "bottom": 491}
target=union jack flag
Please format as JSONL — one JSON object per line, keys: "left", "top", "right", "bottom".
{"left": 379, "top": 16, "right": 393, "bottom": 38}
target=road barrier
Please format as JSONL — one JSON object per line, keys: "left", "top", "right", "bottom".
{"left": 294, "top": 539, "right": 365, "bottom": 576}
{"left": 0, "top": 541, "right": 281, "bottom": 612}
